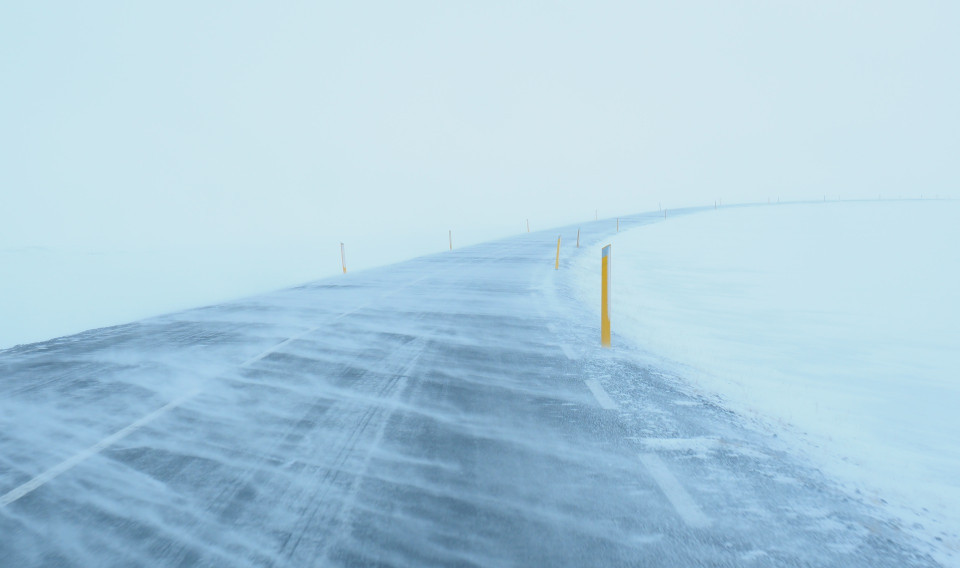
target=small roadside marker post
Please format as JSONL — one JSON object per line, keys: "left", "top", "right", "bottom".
{"left": 617, "top": 217, "right": 620, "bottom": 232}
{"left": 555, "top": 235, "right": 561, "bottom": 270}
{"left": 449, "top": 230, "right": 452, "bottom": 251}
{"left": 527, "top": 219, "right": 530, "bottom": 233}
{"left": 340, "top": 242, "right": 347, "bottom": 274}
{"left": 576, "top": 228, "right": 580, "bottom": 248}
{"left": 601, "top": 244, "right": 611, "bottom": 348}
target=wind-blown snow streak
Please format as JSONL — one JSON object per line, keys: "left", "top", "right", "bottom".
{"left": 0, "top": 392, "right": 198, "bottom": 507}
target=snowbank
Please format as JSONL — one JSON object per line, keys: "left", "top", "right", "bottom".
{"left": 574, "top": 200, "right": 960, "bottom": 558}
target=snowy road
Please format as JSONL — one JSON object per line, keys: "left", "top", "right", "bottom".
{"left": 0, "top": 211, "right": 940, "bottom": 566}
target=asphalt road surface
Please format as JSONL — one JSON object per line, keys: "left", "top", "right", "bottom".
{"left": 0, "top": 210, "right": 941, "bottom": 566}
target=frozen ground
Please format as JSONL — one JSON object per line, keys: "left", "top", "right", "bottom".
{"left": 573, "top": 200, "right": 959, "bottom": 564}
{"left": 0, "top": 208, "right": 947, "bottom": 566}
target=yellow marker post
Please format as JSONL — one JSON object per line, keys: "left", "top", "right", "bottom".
{"left": 576, "top": 228, "right": 580, "bottom": 248}
{"left": 449, "top": 230, "right": 452, "bottom": 251}
{"left": 340, "top": 242, "right": 347, "bottom": 274}
{"left": 555, "top": 235, "right": 561, "bottom": 270}
{"left": 601, "top": 244, "right": 611, "bottom": 347}
{"left": 527, "top": 219, "right": 530, "bottom": 233}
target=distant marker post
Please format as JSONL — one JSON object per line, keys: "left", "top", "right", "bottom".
{"left": 340, "top": 242, "right": 347, "bottom": 274}
{"left": 555, "top": 235, "right": 561, "bottom": 270}
{"left": 601, "top": 244, "right": 611, "bottom": 347}
{"left": 527, "top": 219, "right": 530, "bottom": 233}
{"left": 449, "top": 229, "right": 452, "bottom": 251}
{"left": 576, "top": 228, "right": 580, "bottom": 248}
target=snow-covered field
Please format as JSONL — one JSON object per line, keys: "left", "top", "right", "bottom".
{"left": 0, "top": 226, "right": 517, "bottom": 350}
{"left": 0, "top": 244, "right": 325, "bottom": 350}
{"left": 574, "top": 200, "right": 960, "bottom": 559}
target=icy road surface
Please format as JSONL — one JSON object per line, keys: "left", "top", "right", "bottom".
{"left": 0, "top": 210, "right": 940, "bottom": 566}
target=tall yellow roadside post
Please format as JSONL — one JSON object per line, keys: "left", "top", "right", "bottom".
{"left": 340, "top": 242, "right": 347, "bottom": 274}
{"left": 601, "top": 244, "right": 611, "bottom": 347}
{"left": 555, "top": 235, "right": 561, "bottom": 270}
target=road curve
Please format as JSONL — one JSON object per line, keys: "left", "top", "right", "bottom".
{"left": 0, "top": 209, "right": 939, "bottom": 566}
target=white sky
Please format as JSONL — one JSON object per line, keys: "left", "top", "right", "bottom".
{"left": 2, "top": 1, "right": 958, "bottom": 255}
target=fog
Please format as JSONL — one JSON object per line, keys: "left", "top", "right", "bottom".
{"left": 2, "top": 5, "right": 957, "bottom": 562}
{"left": 2, "top": 1, "right": 958, "bottom": 269}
